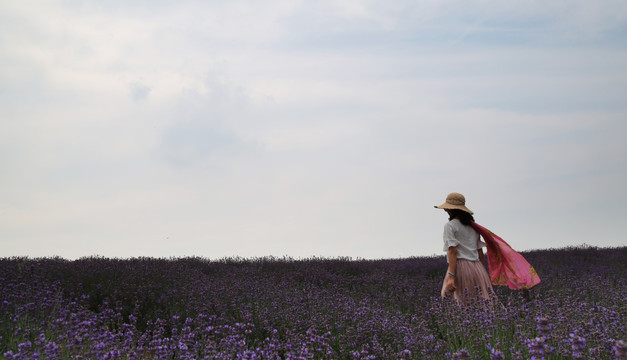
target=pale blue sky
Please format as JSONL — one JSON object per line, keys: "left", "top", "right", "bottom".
{"left": 1, "top": 0, "right": 626, "bottom": 259}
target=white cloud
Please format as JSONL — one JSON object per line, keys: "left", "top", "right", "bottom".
{"left": 1, "top": 0, "right": 626, "bottom": 259}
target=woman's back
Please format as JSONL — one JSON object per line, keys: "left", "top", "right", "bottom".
{"left": 442, "top": 218, "right": 483, "bottom": 262}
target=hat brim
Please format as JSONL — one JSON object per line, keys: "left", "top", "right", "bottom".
{"left": 434, "top": 203, "right": 474, "bottom": 215}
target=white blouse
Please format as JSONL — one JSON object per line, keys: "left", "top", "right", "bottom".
{"left": 442, "top": 219, "right": 485, "bottom": 263}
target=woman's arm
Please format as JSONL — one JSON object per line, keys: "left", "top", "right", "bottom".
{"left": 478, "top": 247, "right": 485, "bottom": 265}
{"left": 445, "top": 246, "right": 457, "bottom": 293}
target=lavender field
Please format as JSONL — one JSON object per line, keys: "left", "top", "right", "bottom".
{"left": 1, "top": 246, "right": 625, "bottom": 359}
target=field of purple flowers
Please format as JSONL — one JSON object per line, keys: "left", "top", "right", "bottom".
{"left": 1, "top": 246, "right": 625, "bottom": 359}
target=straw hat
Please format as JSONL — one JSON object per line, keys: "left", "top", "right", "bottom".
{"left": 434, "top": 192, "right": 473, "bottom": 214}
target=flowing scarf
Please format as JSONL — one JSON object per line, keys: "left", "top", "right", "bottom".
{"left": 471, "top": 222, "right": 541, "bottom": 290}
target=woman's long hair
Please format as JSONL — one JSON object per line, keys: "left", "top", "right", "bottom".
{"left": 448, "top": 209, "right": 475, "bottom": 226}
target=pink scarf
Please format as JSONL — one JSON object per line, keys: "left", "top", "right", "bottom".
{"left": 471, "top": 222, "right": 541, "bottom": 290}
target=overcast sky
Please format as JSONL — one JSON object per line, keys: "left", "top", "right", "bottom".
{"left": 2, "top": 0, "right": 626, "bottom": 260}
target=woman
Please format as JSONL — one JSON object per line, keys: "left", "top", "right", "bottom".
{"left": 435, "top": 192, "right": 493, "bottom": 304}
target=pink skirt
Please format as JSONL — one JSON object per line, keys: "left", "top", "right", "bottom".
{"left": 441, "top": 259, "right": 494, "bottom": 305}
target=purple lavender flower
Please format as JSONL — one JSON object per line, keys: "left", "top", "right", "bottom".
{"left": 535, "top": 316, "right": 553, "bottom": 339}
{"left": 614, "top": 340, "right": 627, "bottom": 360}
{"left": 569, "top": 333, "right": 586, "bottom": 359}
{"left": 510, "top": 347, "right": 524, "bottom": 360}
{"left": 1, "top": 248, "right": 626, "bottom": 359}
{"left": 488, "top": 346, "right": 504, "bottom": 360}
{"left": 451, "top": 349, "right": 470, "bottom": 360}
{"left": 526, "top": 336, "right": 547, "bottom": 360}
